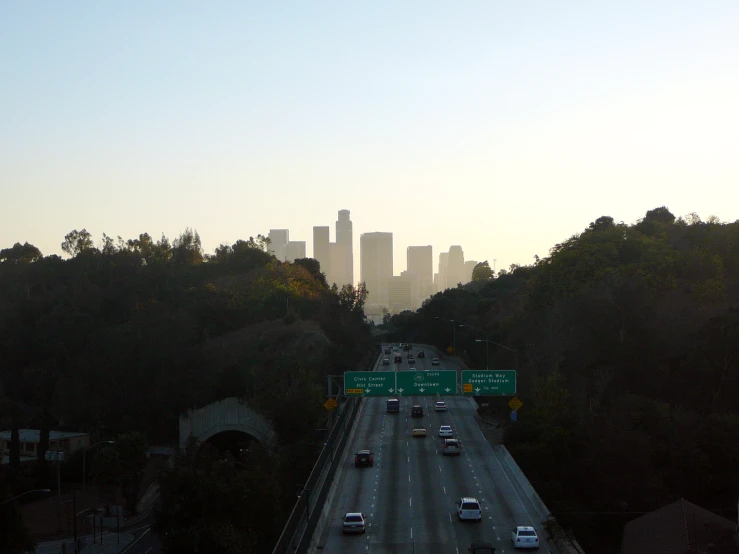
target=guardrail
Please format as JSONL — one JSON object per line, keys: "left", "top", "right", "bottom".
{"left": 271, "top": 348, "right": 381, "bottom": 554}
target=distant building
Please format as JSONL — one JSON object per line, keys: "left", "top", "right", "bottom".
{"left": 268, "top": 229, "right": 289, "bottom": 261}
{"left": 447, "top": 245, "right": 465, "bottom": 287}
{"left": 621, "top": 498, "right": 739, "bottom": 554}
{"left": 312, "top": 226, "right": 330, "bottom": 276}
{"left": 407, "top": 245, "right": 433, "bottom": 303}
{"left": 284, "top": 241, "right": 306, "bottom": 262}
{"left": 464, "top": 260, "right": 477, "bottom": 283}
{"left": 360, "top": 232, "right": 393, "bottom": 309}
{"left": 328, "top": 242, "right": 349, "bottom": 288}
{"left": 335, "top": 210, "right": 354, "bottom": 286}
{"left": 437, "top": 252, "right": 449, "bottom": 292}
{"left": 388, "top": 275, "right": 413, "bottom": 312}
{"left": 400, "top": 270, "right": 421, "bottom": 310}
{"left": 0, "top": 429, "right": 91, "bottom": 465}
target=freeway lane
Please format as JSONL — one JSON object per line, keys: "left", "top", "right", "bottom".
{"left": 315, "top": 344, "right": 562, "bottom": 554}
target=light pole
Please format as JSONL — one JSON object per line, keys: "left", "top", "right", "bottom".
{"left": 82, "top": 441, "right": 114, "bottom": 511}
{"left": 0, "top": 489, "right": 51, "bottom": 506}
{"left": 475, "top": 339, "right": 518, "bottom": 372}
{"left": 434, "top": 317, "right": 457, "bottom": 356}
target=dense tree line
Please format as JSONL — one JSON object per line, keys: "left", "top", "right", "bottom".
{"left": 383, "top": 207, "right": 739, "bottom": 553}
{"left": 0, "top": 228, "right": 372, "bottom": 552}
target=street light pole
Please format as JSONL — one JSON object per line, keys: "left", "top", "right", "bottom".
{"left": 0, "top": 489, "right": 51, "bottom": 506}
{"left": 82, "top": 440, "right": 114, "bottom": 525}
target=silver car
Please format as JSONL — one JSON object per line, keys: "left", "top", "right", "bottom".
{"left": 342, "top": 512, "right": 366, "bottom": 534}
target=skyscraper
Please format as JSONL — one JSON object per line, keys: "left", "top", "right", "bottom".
{"left": 407, "top": 245, "right": 433, "bottom": 302}
{"left": 328, "top": 242, "right": 349, "bottom": 288}
{"left": 268, "top": 229, "right": 289, "bottom": 261}
{"left": 438, "top": 252, "right": 449, "bottom": 292}
{"left": 447, "top": 246, "right": 465, "bottom": 287}
{"left": 284, "top": 241, "right": 306, "bottom": 262}
{"left": 360, "top": 232, "right": 393, "bottom": 309}
{"left": 464, "top": 260, "right": 477, "bottom": 283}
{"left": 335, "top": 209, "right": 353, "bottom": 286}
{"left": 312, "top": 226, "right": 330, "bottom": 275}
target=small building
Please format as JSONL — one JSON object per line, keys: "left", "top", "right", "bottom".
{"left": 621, "top": 498, "right": 739, "bottom": 554}
{"left": 0, "top": 429, "right": 91, "bottom": 463}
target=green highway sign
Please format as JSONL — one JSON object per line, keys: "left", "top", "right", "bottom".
{"left": 396, "top": 370, "right": 457, "bottom": 396}
{"left": 344, "top": 371, "right": 397, "bottom": 396}
{"left": 461, "top": 370, "right": 517, "bottom": 396}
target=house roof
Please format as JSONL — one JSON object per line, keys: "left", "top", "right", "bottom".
{"left": 0, "top": 429, "right": 89, "bottom": 442}
{"left": 621, "top": 498, "right": 739, "bottom": 554}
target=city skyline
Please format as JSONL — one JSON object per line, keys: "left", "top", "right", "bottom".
{"left": 2, "top": 2, "right": 738, "bottom": 284}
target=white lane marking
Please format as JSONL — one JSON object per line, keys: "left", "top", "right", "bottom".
{"left": 120, "top": 527, "right": 150, "bottom": 554}
{"left": 443, "top": 486, "right": 447, "bottom": 495}
{"left": 145, "top": 548, "right": 152, "bottom": 554}
{"left": 410, "top": 527, "right": 413, "bottom": 539}
{"left": 409, "top": 497, "right": 412, "bottom": 506}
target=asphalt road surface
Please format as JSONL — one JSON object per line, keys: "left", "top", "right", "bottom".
{"left": 314, "top": 344, "right": 558, "bottom": 554}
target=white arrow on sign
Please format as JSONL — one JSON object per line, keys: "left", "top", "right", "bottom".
{"left": 398, "top": 388, "right": 404, "bottom": 393}
{"left": 389, "top": 388, "right": 394, "bottom": 393}
{"left": 418, "top": 388, "right": 425, "bottom": 393}
{"left": 445, "top": 387, "right": 451, "bottom": 392}
{"left": 475, "top": 387, "right": 481, "bottom": 393}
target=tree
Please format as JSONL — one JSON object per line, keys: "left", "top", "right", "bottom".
{"left": 92, "top": 433, "right": 148, "bottom": 512}
{"left": 293, "top": 258, "right": 328, "bottom": 288}
{"left": 61, "top": 229, "right": 95, "bottom": 257}
{"left": 0, "top": 242, "right": 42, "bottom": 264}
{"left": 172, "top": 228, "right": 204, "bottom": 265}
{"left": 471, "top": 261, "right": 494, "bottom": 281}
{"left": 0, "top": 472, "right": 36, "bottom": 554}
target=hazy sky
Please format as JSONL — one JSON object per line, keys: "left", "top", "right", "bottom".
{"left": 2, "top": 1, "right": 738, "bottom": 279}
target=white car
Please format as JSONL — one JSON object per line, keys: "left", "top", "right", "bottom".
{"left": 511, "top": 526, "right": 539, "bottom": 549}
{"left": 455, "top": 497, "right": 482, "bottom": 521}
{"left": 439, "top": 425, "right": 453, "bottom": 437}
{"left": 435, "top": 401, "right": 447, "bottom": 412}
{"left": 342, "top": 512, "right": 366, "bottom": 534}
{"left": 431, "top": 358, "right": 440, "bottom": 365}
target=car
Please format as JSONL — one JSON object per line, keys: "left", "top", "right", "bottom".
{"left": 342, "top": 512, "right": 367, "bottom": 534}
{"left": 392, "top": 346, "right": 399, "bottom": 352}
{"left": 469, "top": 543, "right": 496, "bottom": 553}
{"left": 511, "top": 526, "right": 539, "bottom": 549}
{"left": 394, "top": 355, "right": 403, "bottom": 363}
{"left": 412, "top": 427, "right": 427, "bottom": 437}
{"left": 439, "top": 425, "right": 453, "bottom": 437}
{"left": 443, "top": 438, "right": 461, "bottom": 455}
{"left": 403, "top": 344, "right": 411, "bottom": 351}
{"left": 407, "top": 355, "right": 415, "bottom": 363}
{"left": 354, "top": 450, "right": 374, "bottom": 467}
{"left": 417, "top": 350, "right": 425, "bottom": 358}
{"left": 455, "top": 497, "right": 482, "bottom": 521}
{"left": 384, "top": 348, "right": 391, "bottom": 354}
{"left": 382, "top": 358, "right": 390, "bottom": 366}
{"left": 431, "top": 358, "right": 440, "bottom": 365}
{"left": 411, "top": 405, "right": 423, "bottom": 417}
{"left": 435, "top": 401, "right": 447, "bottom": 412}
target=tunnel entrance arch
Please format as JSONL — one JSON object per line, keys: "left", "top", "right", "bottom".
{"left": 179, "top": 397, "right": 276, "bottom": 451}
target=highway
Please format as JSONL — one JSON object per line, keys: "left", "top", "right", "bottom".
{"left": 313, "top": 344, "right": 560, "bottom": 554}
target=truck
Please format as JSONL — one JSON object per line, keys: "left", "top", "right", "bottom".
{"left": 386, "top": 398, "right": 400, "bottom": 413}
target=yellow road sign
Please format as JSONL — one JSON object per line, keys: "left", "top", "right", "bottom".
{"left": 447, "top": 346, "right": 454, "bottom": 354}
{"left": 346, "top": 388, "right": 364, "bottom": 395}
{"left": 463, "top": 383, "right": 473, "bottom": 393}
{"left": 508, "top": 397, "right": 523, "bottom": 411}
{"left": 324, "top": 398, "right": 338, "bottom": 410}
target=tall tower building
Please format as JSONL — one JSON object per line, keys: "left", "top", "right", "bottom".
{"left": 407, "top": 245, "right": 433, "bottom": 302}
{"left": 312, "top": 226, "right": 330, "bottom": 275}
{"left": 438, "top": 252, "right": 449, "bottom": 292}
{"left": 447, "top": 246, "right": 465, "bottom": 287}
{"left": 464, "top": 260, "right": 477, "bottom": 283}
{"left": 360, "top": 232, "right": 393, "bottom": 308}
{"left": 335, "top": 209, "right": 354, "bottom": 286}
{"left": 268, "top": 229, "right": 289, "bottom": 261}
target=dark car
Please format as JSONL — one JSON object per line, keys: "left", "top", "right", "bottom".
{"left": 384, "top": 348, "right": 391, "bottom": 354}
{"left": 408, "top": 355, "right": 415, "bottom": 363}
{"left": 394, "top": 355, "right": 403, "bottom": 363}
{"left": 354, "top": 450, "right": 374, "bottom": 467}
{"left": 403, "top": 344, "right": 411, "bottom": 351}
{"left": 411, "top": 405, "right": 423, "bottom": 418}
{"left": 417, "top": 350, "right": 425, "bottom": 358}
